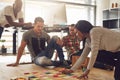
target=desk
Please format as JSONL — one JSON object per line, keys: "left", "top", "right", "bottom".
{"left": 12, "top": 26, "right": 68, "bottom": 55}
{"left": 72, "top": 56, "right": 89, "bottom": 68}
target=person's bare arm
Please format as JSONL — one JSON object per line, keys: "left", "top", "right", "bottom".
{"left": 6, "top": 40, "right": 27, "bottom": 67}
{"left": 5, "top": 15, "right": 32, "bottom": 27}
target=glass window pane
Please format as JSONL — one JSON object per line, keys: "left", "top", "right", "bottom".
{"left": 24, "top": 1, "right": 95, "bottom": 25}
{"left": 24, "top": 1, "right": 67, "bottom": 26}
{"left": 66, "top": 4, "right": 95, "bottom": 24}
{"left": 43, "top": 0, "right": 96, "bottom": 5}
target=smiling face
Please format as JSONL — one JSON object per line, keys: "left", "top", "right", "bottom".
{"left": 69, "top": 27, "right": 74, "bottom": 34}
{"left": 69, "top": 26, "right": 77, "bottom": 36}
{"left": 33, "top": 17, "right": 44, "bottom": 35}
{"left": 34, "top": 21, "right": 44, "bottom": 34}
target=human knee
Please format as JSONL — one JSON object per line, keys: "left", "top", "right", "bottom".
{"left": 36, "top": 56, "right": 52, "bottom": 65}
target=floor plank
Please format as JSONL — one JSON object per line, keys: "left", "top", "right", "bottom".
{"left": 0, "top": 54, "right": 114, "bottom": 80}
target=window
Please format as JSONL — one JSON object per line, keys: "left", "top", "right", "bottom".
{"left": 24, "top": 0, "right": 96, "bottom": 25}
{"left": 66, "top": 4, "right": 95, "bottom": 24}
{"left": 24, "top": 1, "right": 67, "bottom": 26}
{"left": 0, "top": 0, "right": 96, "bottom": 53}
{"left": 53, "top": 0, "right": 96, "bottom": 5}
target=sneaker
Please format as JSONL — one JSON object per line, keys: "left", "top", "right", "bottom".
{"left": 61, "top": 60, "right": 71, "bottom": 69}
{"left": 44, "top": 66, "right": 56, "bottom": 69}
{"left": 63, "top": 60, "right": 69, "bottom": 66}
{"left": 51, "top": 61, "right": 61, "bottom": 67}
{"left": 52, "top": 61, "right": 71, "bottom": 68}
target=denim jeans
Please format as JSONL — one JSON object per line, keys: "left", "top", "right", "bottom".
{"left": 33, "top": 37, "right": 65, "bottom": 66}
{"left": 45, "top": 37, "right": 65, "bottom": 61}
{"left": 96, "top": 50, "right": 120, "bottom": 80}
{"left": 33, "top": 51, "right": 52, "bottom": 66}
{"left": 70, "top": 49, "right": 83, "bottom": 61}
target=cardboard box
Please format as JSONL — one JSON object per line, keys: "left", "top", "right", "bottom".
{"left": 72, "top": 56, "right": 89, "bottom": 68}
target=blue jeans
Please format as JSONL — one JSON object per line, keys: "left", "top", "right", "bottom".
{"left": 33, "top": 51, "right": 53, "bottom": 66}
{"left": 45, "top": 37, "right": 65, "bottom": 61}
{"left": 33, "top": 37, "right": 65, "bottom": 66}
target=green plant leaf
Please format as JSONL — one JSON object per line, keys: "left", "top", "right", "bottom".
{"left": 0, "top": 39, "right": 6, "bottom": 42}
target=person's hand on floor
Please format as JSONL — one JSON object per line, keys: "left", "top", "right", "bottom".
{"left": 59, "top": 68, "right": 73, "bottom": 74}
{"left": 77, "top": 69, "right": 90, "bottom": 80}
{"left": 6, "top": 62, "right": 19, "bottom": 67}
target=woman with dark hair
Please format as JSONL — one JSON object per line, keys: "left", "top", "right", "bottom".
{"left": 61, "top": 20, "right": 120, "bottom": 80}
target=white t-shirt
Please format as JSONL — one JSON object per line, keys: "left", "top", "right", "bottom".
{"left": 0, "top": 5, "right": 23, "bottom": 27}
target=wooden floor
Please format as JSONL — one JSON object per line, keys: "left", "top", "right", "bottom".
{"left": 0, "top": 54, "right": 114, "bottom": 80}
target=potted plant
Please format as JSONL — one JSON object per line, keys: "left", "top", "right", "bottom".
{"left": 0, "top": 39, "right": 7, "bottom": 54}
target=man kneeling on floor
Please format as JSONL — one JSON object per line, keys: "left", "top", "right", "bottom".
{"left": 7, "top": 17, "right": 70, "bottom": 68}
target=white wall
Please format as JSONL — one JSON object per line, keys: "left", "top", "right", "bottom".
{"left": 96, "top": 0, "right": 110, "bottom": 26}
{"left": 96, "top": 0, "right": 120, "bottom": 26}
